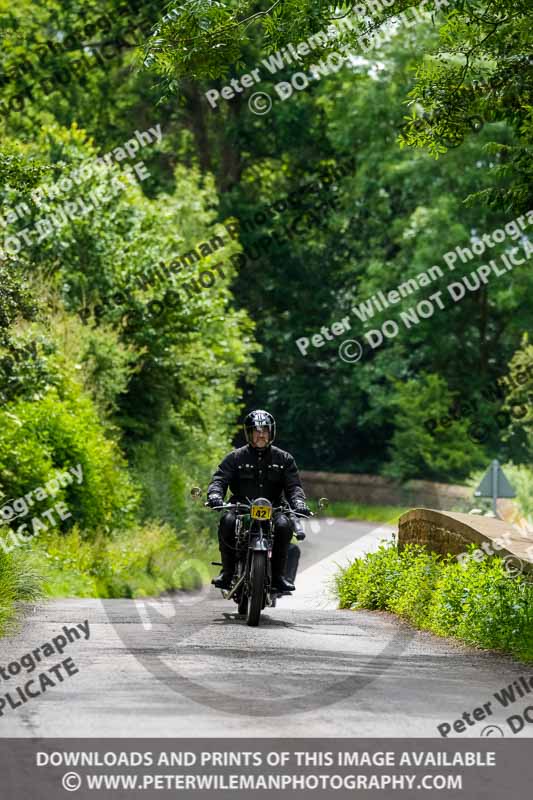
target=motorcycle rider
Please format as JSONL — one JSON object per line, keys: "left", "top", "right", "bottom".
{"left": 207, "top": 409, "right": 311, "bottom": 592}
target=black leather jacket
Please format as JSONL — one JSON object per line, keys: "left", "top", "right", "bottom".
{"left": 207, "top": 444, "right": 307, "bottom": 507}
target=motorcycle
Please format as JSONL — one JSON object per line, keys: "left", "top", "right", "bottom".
{"left": 190, "top": 489, "right": 327, "bottom": 627}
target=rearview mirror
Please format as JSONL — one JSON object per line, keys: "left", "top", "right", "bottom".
{"left": 190, "top": 487, "right": 203, "bottom": 499}
{"left": 318, "top": 497, "right": 329, "bottom": 510}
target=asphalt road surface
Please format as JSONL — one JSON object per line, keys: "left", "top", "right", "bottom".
{"left": 1, "top": 518, "right": 531, "bottom": 738}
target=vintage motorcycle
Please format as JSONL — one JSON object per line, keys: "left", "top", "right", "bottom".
{"left": 190, "top": 489, "right": 327, "bottom": 627}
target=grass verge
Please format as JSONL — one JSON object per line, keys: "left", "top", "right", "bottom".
{"left": 0, "top": 549, "right": 43, "bottom": 637}
{"left": 0, "top": 517, "right": 218, "bottom": 639}
{"left": 334, "top": 541, "right": 533, "bottom": 663}
{"left": 323, "top": 501, "right": 408, "bottom": 525}
{"left": 31, "top": 523, "right": 219, "bottom": 599}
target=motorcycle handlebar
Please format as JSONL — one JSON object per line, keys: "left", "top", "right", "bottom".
{"left": 205, "top": 501, "right": 313, "bottom": 518}
{"left": 204, "top": 501, "right": 250, "bottom": 511}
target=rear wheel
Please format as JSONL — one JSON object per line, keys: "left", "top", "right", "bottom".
{"left": 247, "top": 551, "right": 266, "bottom": 627}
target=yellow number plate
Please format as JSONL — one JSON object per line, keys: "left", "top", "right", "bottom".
{"left": 251, "top": 505, "right": 272, "bottom": 520}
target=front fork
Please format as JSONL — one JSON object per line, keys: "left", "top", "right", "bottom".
{"left": 239, "top": 521, "right": 274, "bottom": 601}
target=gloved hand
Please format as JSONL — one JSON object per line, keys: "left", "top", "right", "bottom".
{"left": 207, "top": 494, "right": 224, "bottom": 509}
{"left": 293, "top": 501, "right": 311, "bottom": 517}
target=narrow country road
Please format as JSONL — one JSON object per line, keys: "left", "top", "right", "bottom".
{"left": 1, "top": 519, "right": 530, "bottom": 738}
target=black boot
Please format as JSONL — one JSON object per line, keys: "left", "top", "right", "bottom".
{"left": 271, "top": 575, "right": 295, "bottom": 593}
{"left": 270, "top": 534, "right": 295, "bottom": 593}
{"left": 213, "top": 571, "right": 233, "bottom": 589}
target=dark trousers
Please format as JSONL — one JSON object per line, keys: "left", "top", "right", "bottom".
{"left": 218, "top": 511, "right": 293, "bottom": 578}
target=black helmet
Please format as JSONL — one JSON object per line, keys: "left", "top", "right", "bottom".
{"left": 244, "top": 409, "right": 276, "bottom": 448}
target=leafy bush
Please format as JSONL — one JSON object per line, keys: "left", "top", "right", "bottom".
{"left": 334, "top": 541, "right": 405, "bottom": 611}
{"left": 46, "top": 309, "right": 138, "bottom": 420}
{"left": 426, "top": 554, "right": 533, "bottom": 657}
{"left": 0, "top": 383, "right": 139, "bottom": 537}
{"left": 387, "top": 548, "right": 443, "bottom": 626}
{"left": 0, "top": 261, "right": 47, "bottom": 405}
{"left": 384, "top": 374, "right": 486, "bottom": 482}
{"left": 334, "top": 542, "right": 533, "bottom": 662}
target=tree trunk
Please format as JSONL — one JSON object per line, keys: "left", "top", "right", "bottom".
{"left": 183, "top": 79, "right": 212, "bottom": 174}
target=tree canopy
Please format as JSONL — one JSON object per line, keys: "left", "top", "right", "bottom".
{"left": 0, "top": 0, "right": 531, "bottom": 507}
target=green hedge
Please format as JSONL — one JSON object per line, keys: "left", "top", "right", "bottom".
{"left": 334, "top": 542, "right": 533, "bottom": 662}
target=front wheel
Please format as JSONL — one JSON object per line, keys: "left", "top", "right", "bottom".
{"left": 247, "top": 551, "right": 266, "bottom": 627}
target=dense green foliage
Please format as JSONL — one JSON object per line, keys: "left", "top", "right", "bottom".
{"left": 136, "top": 0, "right": 533, "bottom": 472}
{"left": 334, "top": 541, "right": 533, "bottom": 662}
{"left": 384, "top": 373, "right": 486, "bottom": 481}
{"left": 0, "top": 0, "right": 257, "bottom": 629}
{"left": 0, "top": 1, "right": 531, "bottom": 632}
